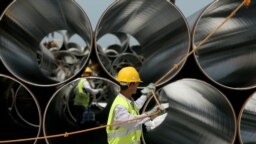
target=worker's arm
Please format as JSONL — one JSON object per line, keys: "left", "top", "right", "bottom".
{"left": 134, "top": 83, "right": 156, "bottom": 110}
{"left": 134, "top": 95, "right": 147, "bottom": 110}
{"left": 83, "top": 81, "right": 102, "bottom": 95}
{"left": 113, "top": 104, "right": 150, "bottom": 129}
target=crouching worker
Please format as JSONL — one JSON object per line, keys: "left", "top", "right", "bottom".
{"left": 106, "top": 66, "right": 164, "bottom": 144}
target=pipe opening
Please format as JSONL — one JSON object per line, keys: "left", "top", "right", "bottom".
{"left": 0, "top": 0, "right": 93, "bottom": 86}
{"left": 43, "top": 77, "right": 120, "bottom": 144}
{"left": 0, "top": 74, "right": 41, "bottom": 143}
{"left": 193, "top": 0, "right": 256, "bottom": 89}
{"left": 143, "top": 79, "right": 236, "bottom": 144}
{"left": 239, "top": 92, "right": 256, "bottom": 144}
{"left": 95, "top": 0, "right": 190, "bottom": 87}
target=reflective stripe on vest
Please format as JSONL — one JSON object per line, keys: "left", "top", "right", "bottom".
{"left": 107, "top": 126, "right": 140, "bottom": 139}
{"left": 106, "top": 95, "right": 141, "bottom": 144}
{"left": 73, "top": 78, "right": 89, "bottom": 107}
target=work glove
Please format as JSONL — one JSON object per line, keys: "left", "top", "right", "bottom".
{"left": 144, "top": 120, "right": 156, "bottom": 131}
{"left": 146, "top": 103, "right": 169, "bottom": 119}
{"left": 156, "top": 104, "right": 166, "bottom": 113}
{"left": 156, "top": 103, "right": 169, "bottom": 115}
{"left": 141, "top": 83, "right": 156, "bottom": 97}
{"left": 144, "top": 113, "right": 168, "bottom": 131}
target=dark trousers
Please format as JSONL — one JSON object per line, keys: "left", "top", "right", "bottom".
{"left": 73, "top": 105, "right": 85, "bottom": 125}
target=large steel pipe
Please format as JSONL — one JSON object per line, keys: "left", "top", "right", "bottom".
{"left": 143, "top": 79, "right": 236, "bottom": 144}
{"left": 0, "top": 0, "right": 93, "bottom": 87}
{"left": 239, "top": 91, "right": 256, "bottom": 144}
{"left": 192, "top": 0, "right": 256, "bottom": 90}
{"left": 43, "top": 77, "right": 120, "bottom": 144}
{"left": 95, "top": 0, "right": 190, "bottom": 87}
{"left": 0, "top": 74, "right": 41, "bottom": 144}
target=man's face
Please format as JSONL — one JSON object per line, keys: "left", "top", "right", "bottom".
{"left": 129, "top": 82, "right": 139, "bottom": 94}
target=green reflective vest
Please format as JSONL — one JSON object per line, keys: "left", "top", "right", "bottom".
{"left": 73, "top": 78, "right": 89, "bottom": 107}
{"left": 106, "top": 95, "right": 142, "bottom": 144}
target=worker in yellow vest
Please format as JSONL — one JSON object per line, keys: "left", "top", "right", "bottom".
{"left": 73, "top": 67, "right": 103, "bottom": 125}
{"left": 106, "top": 66, "right": 164, "bottom": 144}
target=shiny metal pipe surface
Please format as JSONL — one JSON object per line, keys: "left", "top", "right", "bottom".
{"left": 192, "top": 0, "right": 256, "bottom": 89}
{"left": 143, "top": 79, "right": 236, "bottom": 144}
{"left": 95, "top": 0, "right": 190, "bottom": 87}
{"left": 0, "top": 0, "right": 93, "bottom": 87}
{"left": 239, "top": 92, "right": 256, "bottom": 144}
{"left": 43, "top": 77, "right": 120, "bottom": 144}
{"left": 0, "top": 74, "right": 41, "bottom": 144}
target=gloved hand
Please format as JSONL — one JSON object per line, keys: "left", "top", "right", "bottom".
{"left": 156, "top": 103, "right": 169, "bottom": 114}
{"left": 144, "top": 120, "right": 156, "bottom": 131}
{"left": 145, "top": 113, "right": 167, "bottom": 131}
{"left": 141, "top": 83, "right": 156, "bottom": 97}
{"left": 156, "top": 104, "right": 166, "bottom": 113}
{"left": 146, "top": 103, "right": 169, "bottom": 119}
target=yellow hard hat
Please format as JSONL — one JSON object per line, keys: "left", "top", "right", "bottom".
{"left": 84, "top": 67, "right": 92, "bottom": 74}
{"left": 116, "top": 66, "right": 142, "bottom": 83}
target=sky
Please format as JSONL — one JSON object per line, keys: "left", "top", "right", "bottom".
{"left": 76, "top": 0, "right": 214, "bottom": 30}
{"left": 175, "top": 0, "right": 214, "bottom": 16}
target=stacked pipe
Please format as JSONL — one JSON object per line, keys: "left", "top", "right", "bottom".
{"left": 192, "top": 0, "right": 256, "bottom": 143}
{"left": 192, "top": 0, "right": 256, "bottom": 90}
{"left": 143, "top": 79, "right": 236, "bottom": 144}
{"left": 0, "top": 74, "right": 41, "bottom": 144}
{"left": 43, "top": 77, "right": 120, "bottom": 144}
{"left": 0, "top": 0, "right": 93, "bottom": 143}
{"left": 0, "top": 0, "right": 255, "bottom": 144}
{"left": 0, "top": 0, "right": 93, "bottom": 87}
{"left": 95, "top": 0, "right": 190, "bottom": 87}
{"left": 239, "top": 91, "right": 256, "bottom": 144}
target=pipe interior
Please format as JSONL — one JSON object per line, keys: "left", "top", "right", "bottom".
{"left": 193, "top": 0, "right": 256, "bottom": 89}
{"left": 95, "top": 0, "right": 190, "bottom": 87}
{"left": 0, "top": 0, "right": 93, "bottom": 86}
{"left": 0, "top": 74, "right": 41, "bottom": 143}
{"left": 143, "top": 79, "right": 236, "bottom": 144}
{"left": 239, "top": 92, "right": 256, "bottom": 144}
{"left": 43, "top": 77, "right": 120, "bottom": 144}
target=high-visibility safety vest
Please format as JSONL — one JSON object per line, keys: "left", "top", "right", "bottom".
{"left": 73, "top": 78, "right": 90, "bottom": 107}
{"left": 106, "top": 95, "right": 142, "bottom": 144}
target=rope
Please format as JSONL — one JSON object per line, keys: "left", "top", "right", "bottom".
{"left": 0, "top": 110, "right": 160, "bottom": 143}
{"left": 0, "top": 0, "right": 249, "bottom": 143}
